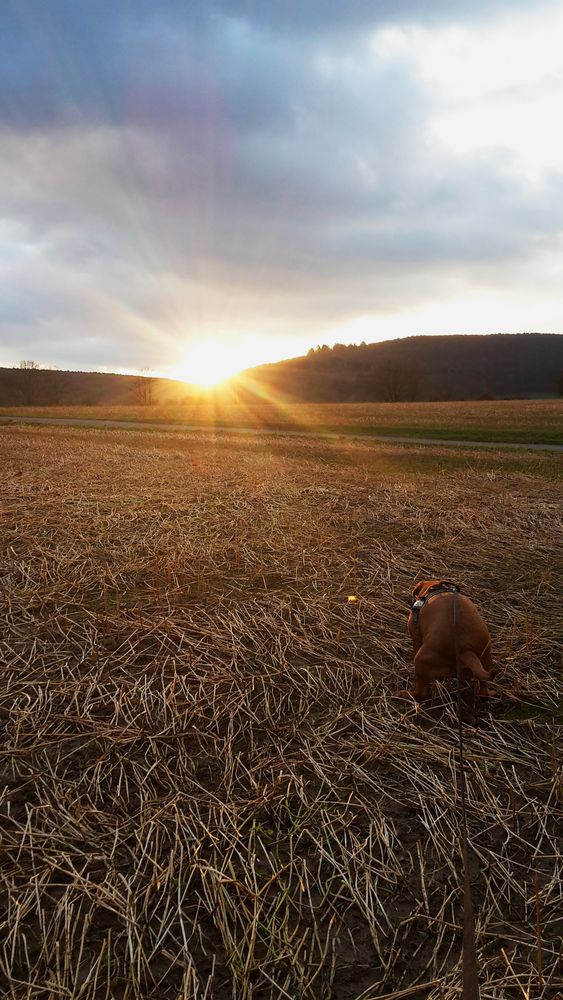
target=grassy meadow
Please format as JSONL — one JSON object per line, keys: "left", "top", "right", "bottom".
{"left": 1, "top": 397, "right": 562, "bottom": 444}
{"left": 1, "top": 424, "right": 562, "bottom": 999}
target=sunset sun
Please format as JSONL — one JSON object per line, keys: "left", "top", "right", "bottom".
{"left": 169, "top": 335, "right": 298, "bottom": 388}
{"left": 171, "top": 340, "right": 248, "bottom": 387}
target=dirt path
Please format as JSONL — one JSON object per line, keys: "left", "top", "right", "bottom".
{"left": 2, "top": 413, "right": 562, "bottom": 451}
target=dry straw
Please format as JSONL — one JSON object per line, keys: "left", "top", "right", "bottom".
{"left": 0, "top": 425, "right": 561, "bottom": 999}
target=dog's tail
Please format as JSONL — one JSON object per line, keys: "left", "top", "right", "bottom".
{"left": 459, "top": 649, "right": 490, "bottom": 682}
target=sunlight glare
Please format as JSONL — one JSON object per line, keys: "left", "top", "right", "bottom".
{"left": 170, "top": 339, "right": 249, "bottom": 387}
{"left": 169, "top": 333, "right": 307, "bottom": 388}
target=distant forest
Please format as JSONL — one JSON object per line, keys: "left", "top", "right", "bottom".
{"left": 0, "top": 365, "right": 183, "bottom": 408}
{"left": 2, "top": 333, "right": 562, "bottom": 406}
{"left": 239, "top": 333, "right": 563, "bottom": 402}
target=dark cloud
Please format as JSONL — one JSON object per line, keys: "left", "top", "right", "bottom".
{"left": 3, "top": 0, "right": 556, "bottom": 130}
{"left": 211, "top": 0, "right": 550, "bottom": 34}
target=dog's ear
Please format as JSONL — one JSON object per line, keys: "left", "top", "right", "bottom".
{"left": 412, "top": 581, "right": 426, "bottom": 600}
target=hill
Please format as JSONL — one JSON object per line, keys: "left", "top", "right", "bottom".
{"left": 1, "top": 333, "right": 561, "bottom": 406}
{"left": 0, "top": 367, "right": 192, "bottom": 407}
{"left": 236, "top": 333, "right": 563, "bottom": 402}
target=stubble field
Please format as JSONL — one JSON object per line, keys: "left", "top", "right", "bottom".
{"left": 1, "top": 425, "right": 562, "bottom": 1000}
{"left": 1, "top": 397, "right": 562, "bottom": 444}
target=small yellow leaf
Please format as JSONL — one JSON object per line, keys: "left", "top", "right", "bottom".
{"left": 347, "top": 595, "right": 358, "bottom": 603}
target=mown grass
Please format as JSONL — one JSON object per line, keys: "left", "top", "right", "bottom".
{"left": 1, "top": 397, "right": 562, "bottom": 444}
{"left": 0, "top": 425, "right": 561, "bottom": 1000}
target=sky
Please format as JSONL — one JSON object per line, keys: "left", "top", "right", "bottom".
{"left": 1, "top": 0, "right": 563, "bottom": 384}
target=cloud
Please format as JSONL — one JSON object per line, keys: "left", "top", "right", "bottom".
{"left": 0, "top": 1, "right": 562, "bottom": 370}
{"left": 209, "top": 0, "right": 554, "bottom": 35}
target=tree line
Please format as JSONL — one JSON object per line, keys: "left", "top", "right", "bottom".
{"left": 1, "top": 333, "right": 562, "bottom": 405}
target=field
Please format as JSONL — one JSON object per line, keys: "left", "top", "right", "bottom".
{"left": 1, "top": 397, "right": 563, "bottom": 444}
{"left": 1, "top": 424, "right": 562, "bottom": 1000}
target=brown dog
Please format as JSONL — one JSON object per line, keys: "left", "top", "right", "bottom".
{"left": 407, "top": 579, "right": 494, "bottom": 701}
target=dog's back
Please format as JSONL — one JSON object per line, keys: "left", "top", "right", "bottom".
{"left": 408, "top": 580, "right": 493, "bottom": 700}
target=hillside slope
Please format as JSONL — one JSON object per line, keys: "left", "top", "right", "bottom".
{"left": 237, "top": 333, "right": 563, "bottom": 402}
{"left": 1, "top": 333, "right": 561, "bottom": 405}
{"left": 0, "top": 368, "right": 192, "bottom": 407}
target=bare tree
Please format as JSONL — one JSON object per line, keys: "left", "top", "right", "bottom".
{"left": 376, "top": 361, "right": 419, "bottom": 402}
{"left": 133, "top": 368, "right": 156, "bottom": 405}
{"left": 16, "top": 361, "right": 42, "bottom": 404}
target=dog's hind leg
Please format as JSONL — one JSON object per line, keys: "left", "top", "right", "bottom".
{"left": 412, "top": 650, "right": 441, "bottom": 701}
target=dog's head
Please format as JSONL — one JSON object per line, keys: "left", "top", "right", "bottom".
{"left": 412, "top": 579, "right": 458, "bottom": 602}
